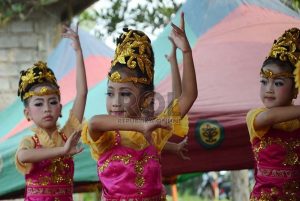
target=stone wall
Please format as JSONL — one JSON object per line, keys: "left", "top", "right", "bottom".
{"left": 0, "top": 13, "right": 61, "bottom": 111}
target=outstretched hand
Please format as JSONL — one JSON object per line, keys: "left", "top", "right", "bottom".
{"left": 63, "top": 130, "right": 83, "bottom": 156}
{"left": 176, "top": 137, "right": 190, "bottom": 160}
{"left": 61, "top": 23, "right": 82, "bottom": 52}
{"left": 170, "top": 12, "right": 191, "bottom": 53}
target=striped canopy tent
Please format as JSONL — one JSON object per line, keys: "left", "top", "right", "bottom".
{"left": 1, "top": 0, "right": 300, "bottom": 198}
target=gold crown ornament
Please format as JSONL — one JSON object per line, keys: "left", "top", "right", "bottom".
{"left": 267, "top": 27, "right": 300, "bottom": 89}
{"left": 18, "top": 61, "right": 60, "bottom": 101}
{"left": 22, "top": 87, "right": 60, "bottom": 100}
{"left": 108, "top": 28, "right": 154, "bottom": 85}
{"left": 260, "top": 69, "right": 294, "bottom": 79}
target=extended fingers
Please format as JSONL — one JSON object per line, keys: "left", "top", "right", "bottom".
{"left": 171, "top": 23, "right": 183, "bottom": 35}
{"left": 75, "top": 132, "right": 81, "bottom": 141}
{"left": 168, "top": 36, "right": 178, "bottom": 51}
{"left": 62, "top": 32, "right": 78, "bottom": 40}
{"left": 61, "top": 24, "right": 78, "bottom": 39}
{"left": 181, "top": 147, "right": 188, "bottom": 152}
{"left": 70, "top": 146, "right": 84, "bottom": 156}
{"left": 180, "top": 12, "right": 185, "bottom": 31}
{"left": 70, "top": 131, "right": 81, "bottom": 143}
{"left": 75, "top": 22, "right": 79, "bottom": 34}
{"left": 179, "top": 137, "right": 188, "bottom": 146}
{"left": 171, "top": 12, "right": 186, "bottom": 38}
{"left": 183, "top": 136, "right": 188, "bottom": 144}
{"left": 74, "top": 130, "right": 81, "bottom": 137}
{"left": 77, "top": 146, "right": 84, "bottom": 154}
{"left": 62, "top": 24, "right": 76, "bottom": 34}
{"left": 168, "top": 36, "right": 175, "bottom": 44}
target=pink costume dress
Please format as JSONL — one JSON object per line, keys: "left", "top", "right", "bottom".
{"left": 98, "top": 131, "right": 164, "bottom": 201}
{"left": 15, "top": 112, "right": 81, "bottom": 201}
{"left": 247, "top": 108, "right": 300, "bottom": 201}
{"left": 82, "top": 99, "right": 188, "bottom": 201}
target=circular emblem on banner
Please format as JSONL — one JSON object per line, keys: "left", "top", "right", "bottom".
{"left": 195, "top": 120, "right": 224, "bottom": 149}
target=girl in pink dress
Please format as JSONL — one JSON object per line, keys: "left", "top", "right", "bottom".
{"left": 82, "top": 12, "right": 197, "bottom": 200}
{"left": 15, "top": 24, "right": 87, "bottom": 201}
{"left": 246, "top": 28, "right": 300, "bottom": 200}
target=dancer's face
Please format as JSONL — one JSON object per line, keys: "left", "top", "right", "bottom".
{"left": 106, "top": 80, "right": 142, "bottom": 118}
{"left": 260, "top": 64, "right": 295, "bottom": 108}
{"left": 24, "top": 85, "right": 61, "bottom": 133}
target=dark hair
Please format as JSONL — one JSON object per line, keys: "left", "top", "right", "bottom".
{"left": 262, "top": 57, "right": 295, "bottom": 73}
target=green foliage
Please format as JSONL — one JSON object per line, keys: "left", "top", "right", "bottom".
{"left": 76, "top": 0, "right": 298, "bottom": 43}
{"left": 0, "top": 1, "right": 25, "bottom": 25}
{"left": 74, "top": 192, "right": 99, "bottom": 201}
{"left": 78, "top": 0, "right": 182, "bottom": 41}
{"left": 0, "top": 0, "right": 57, "bottom": 26}
{"left": 280, "top": 0, "right": 300, "bottom": 11}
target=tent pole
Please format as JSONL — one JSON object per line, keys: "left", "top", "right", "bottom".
{"left": 171, "top": 183, "right": 178, "bottom": 201}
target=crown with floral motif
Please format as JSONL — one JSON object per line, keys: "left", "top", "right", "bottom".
{"left": 18, "top": 61, "right": 60, "bottom": 101}
{"left": 267, "top": 27, "right": 300, "bottom": 89}
{"left": 108, "top": 28, "right": 154, "bottom": 85}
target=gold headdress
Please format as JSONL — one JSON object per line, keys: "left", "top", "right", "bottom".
{"left": 267, "top": 27, "right": 300, "bottom": 88}
{"left": 260, "top": 69, "right": 294, "bottom": 79}
{"left": 108, "top": 28, "right": 154, "bottom": 85}
{"left": 18, "top": 61, "right": 60, "bottom": 101}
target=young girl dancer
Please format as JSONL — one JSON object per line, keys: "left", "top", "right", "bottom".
{"left": 82, "top": 12, "right": 197, "bottom": 200}
{"left": 15, "top": 24, "right": 87, "bottom": 201}
{"left": 247, "top": 27, "right": 300, "bottom": 200}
